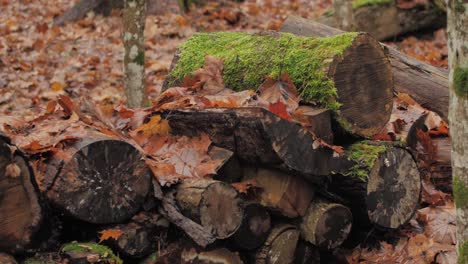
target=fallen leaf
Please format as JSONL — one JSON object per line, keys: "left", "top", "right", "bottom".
{"left": 98, "top": 229, "right": 124, "bottom": 243}
{"left": 231, "top": 179, "right": 260, "bottom": 194}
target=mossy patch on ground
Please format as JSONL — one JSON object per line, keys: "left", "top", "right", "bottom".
{"left": 61, "top": 242, "right": 122, "bottom": 264}
{"left": 344, "top": 142, "right": 387, "bottom": 180}
{"left": 352, "top": 0, "right": 392, "bottom": 8}
{"left": 453, "top": 67, "right": 468, "bottom": 98}
{"left": 168, "top": 31, "right": 359, "bottom": 111}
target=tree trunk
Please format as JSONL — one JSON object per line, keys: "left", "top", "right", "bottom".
{"left": 280, "top": 16, "right": 449, "bottom": 121}
{"left": 0, "top": 136, "right": 43, "bottom": 253}
{"left": 317, "top": 0, "right": 445, "bottom": 41}
{"left": 327, "top": 141, "right": 421, "bottom": 229}
{"left": 123, "top": 0, "right": 147, "bottom": 108}
{"left": 159, "top": 108, "right": 347, "bottom": 182}
{"left": 333, "top": 0, "right": 354, "bottom": 31}
{"left": 299, "top": 199, "right": 352, "bottom": 249}
{"left": 243, "top": 167, "right": 315, "bottom": 218}
{"left": 163, "top": 31, "right": 394, "bottom": 137}
{"left": 447, "top": 0, "right": 468, "bottom": 262}
{"left": 175, "top": 179, "right": 244, "bottom": 239}
{"left": 255, "top": 224, "right": 300, "bottom": 264}
{"left": 229, "top": 202, "right": 271, "bottom": 250}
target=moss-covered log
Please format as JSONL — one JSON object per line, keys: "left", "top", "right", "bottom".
{"left": 316, "top": 0, "right": 445, "bottom": 41}
{"left": 299, "top": 199, "right": 352, "bottom": 250}
{"left": 61, "top": 242, "right": 122, "bottom": 264}
{"left": 327, "top": 141, "right": 421, "bottom": 228}
{"left": 163, "top": 31, "right": 393, "bottom": 137}
{"left": 0, "top": 136, "right": 42, "bottom": 253}
{"left": 280, "top": 16, "right": 449, "bottom": 121}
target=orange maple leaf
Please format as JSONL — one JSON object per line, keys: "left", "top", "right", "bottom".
{"left": 98, "top": 229, "right": 124, "bottom": 243}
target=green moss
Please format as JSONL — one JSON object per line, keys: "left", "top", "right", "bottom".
{"left": 344, "top": 142, "right": 387, "bottom": 180}
{"left": 459, "top": 241, "right": 468, "bottom": 264}
{"left": 454, "top": 0, "right": 466, "bottom": 12}
{"left": 61, "top": 242, "right": 122, "bottom": 264}
{"left": 352, "top": 0, "right": 392, "bottom": 8}
{"left": 453, "top": 67, "right": 468, "bottom": 98}
{"left": 135, "top": 51, "right": 145, "bottom": 65}
{"left": 453, "top": 176, "right": 468, "bottom": 209}
{"left": 168, "top": 31, "right": 359, "bottom": 111}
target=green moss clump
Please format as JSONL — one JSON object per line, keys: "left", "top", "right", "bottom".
{"left": 61, "top": 242, "right": 123, "bottom": 264}
{"left": 453, "top": 176, "right": 468, "bottom": 209}
{"left": 352, "top": 0, "right": 392, "bottom": 8}
{"left": 344, "top": 142, "right": 387, "bottom": 180}
{"left": 459, "top": 240, "right": 468, "bottom": 264}
{"left": 168, "top": 31, "right": 359, "bottom": 111}
{"left": 454, "top": 67, "right": 468, "bottom": 98}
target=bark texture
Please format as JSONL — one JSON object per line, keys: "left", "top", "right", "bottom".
{"left": 447, "top": 0, "right": 468, "bottom": 262}
{"left": 123, "top": 0, "right": 147, "bottom": 108}
{"left": 333, "top": 0, "right": 354, "bottom": 31}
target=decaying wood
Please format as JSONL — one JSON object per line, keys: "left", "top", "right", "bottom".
{"left": 175, "top": 179, "right": 244, "bottom": 239}
{"left": 299, "top": 199, "right": 352, "bottom": 249}
{"left": 243, "top": 167, "right": 314, "bottom": 218}
{"left": 280, "top": 16, "right": 449, "bottom": 120}
{"left": 255, "top": 224, "right": 300, "bottom": 264}
{"left": 0, "top": 136, "right": 42, "bottom": 253}
{"left": 316, "top": 1, "right": 445, "bottom": 40}
{"left": 230, "top": 202, "right": 271, "bottom": 250}
{"left": 181, "top": 248, "right": 244, "bottom": 264}
{"left": 163, "top": 31, "right": 394, "bottom": 137}
{"left": 328, "top": 142, "right": 421, "bottom": 228}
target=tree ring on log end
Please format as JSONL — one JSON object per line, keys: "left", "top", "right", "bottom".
{"left": 366, "top": 147, "right": 421, "bottom": 229}
{"left": 330, "top": 33, "right": 393, "bottom": 136}
{"left": 199, "top": 181, "right": 244, "bottom": 239}
{"left": 49, "top": 140, "right": 151, "bottom": 224}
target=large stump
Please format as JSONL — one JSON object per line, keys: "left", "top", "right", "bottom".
{"left": 280, "top": 16, "right": 449, "bottom": 120}
{"left": 175, "top": 179, "right": 244, "bottom": 239}
{"left": 163, "top": 31, "right": 393, "bottom": 137}
{"left": 328, "top": 141, "right": 421, "bottom": 228}
{"left": 0, "top": 136, "right": 42, "bottom": 253}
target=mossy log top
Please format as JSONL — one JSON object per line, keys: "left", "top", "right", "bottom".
{"left": 164, "top": 31, "right": 393, "bottom": 137}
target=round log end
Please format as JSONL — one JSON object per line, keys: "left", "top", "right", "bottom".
{"left": 300, "top": 200, "right": 352, "bottom": 249}
{"left": 331, "top": 33, "right": 394, "bottom": 137}
{"left": 366, "top": 146, "right": 421, "bottom": 228}
{"left": 256, "top": 224, "right": 300, "bottom": 264}
{"left": 48, "top": 140, "right": 151, "bottom": 224}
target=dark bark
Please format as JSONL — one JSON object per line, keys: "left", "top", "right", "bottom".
{"left": 229, "top": 202, "right": 271, "bottom": 250}
{"left": 292, "top": 106, "right": 333, "bottom": 144}
{"left": 293, "top": 241, "right": 320, "bottom": 264}
{"left": 280, "top": 16, "right": 449, "bottom": 121}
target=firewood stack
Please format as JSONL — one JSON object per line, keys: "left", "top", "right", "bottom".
{"left": 0, "top": 27, "right": 451, "bottom": 264}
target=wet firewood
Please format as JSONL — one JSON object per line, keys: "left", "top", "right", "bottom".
{"left": 181, "top": 247, "right": 244, "bottom": 264}
{"left": 280, "top": 16, "right": 449, "bottom": 120}
{"left": 229, "top": 202, "right": 271, "bottom": 250}
{"left": 243, "top": 167, "right": 315, "bottom": 218}
{"left": 0, "top": 136, "right": 42, "bottom": 253}
{"left": 163, "top": 31, "right": 393, "bottom": 137}
{"left": 175, "top": 179, "right": 244, "bottom": 239}
{"left": 299, "top": 199, "right": 352, "bottom": 250}
{"left": 254, "top": 224, "right": 300, "bottom": 264}
{"left": 328, "top": 141, "right": 421, "bottom": 229}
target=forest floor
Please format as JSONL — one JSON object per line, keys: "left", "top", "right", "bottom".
{"left": 0, "top": 0, "right": 454, "bottom": 263}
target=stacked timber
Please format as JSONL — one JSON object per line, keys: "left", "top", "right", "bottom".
{"left": 0, "top": 30, "right": 449, "bottom": 263}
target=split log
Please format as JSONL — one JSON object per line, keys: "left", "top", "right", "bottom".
{"left": 229, "top": 202, "right": 271, "bottom": 250}
{"left": 316, "top": 0, "right": 445, "bottom": 40}
{"left": 0, "top": 136, "right": 42, "bottom": 253}
{"left": 160, "top": 107, "right": 350, "bottom": 181}
{"left": 163, "top": 31, "right": 394, "bottom": 137}
{"left": 181, "top": 248, "right": 244, "bottom": 264}
{"left": 175, "top": 179, "right": 244, "bottom": 239}
{"left": 299, "top": 199, "right": 352, "bottom": 249}
{"left": 280, "top": 16, "right": 449, "bottom": 120}
{"left": 243, "top": 167, "right": 315, "bottom": 218}
{"left": 328, "top": 141, "right": 421, "bottom": 228}
{"left": 36, "top": 132, "right": 152, "bottom": 224}
{"left": 255, "top": 224, "right": 300, "bottom": 264}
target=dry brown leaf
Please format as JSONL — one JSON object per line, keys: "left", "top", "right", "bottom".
{"left": 98, "top": 229, "right": 124, "bottom": 243}
{"left": 5, "top": 163, "right": 21, "bottom": 178}
{"left": 190, "top": 55, "right": 225, "bottom": 95}
{"left": 417, "top": 205, "right": 456, "bottom": 245}
{"left": 258, "top": 73, "right": 300, "bottom": 114}
{"left": 231, "top": 179, "right": 260, "bottom": 194}
{"left": 130, "top": 115, "right": 171, "bottom": 139}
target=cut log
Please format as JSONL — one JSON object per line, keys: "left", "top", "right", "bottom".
{"left": 255, "top": 224, "right": 300, "bottom": 264}
{"left": 316, "top": 0, "right": 445, "bottom": 40}
{"left": 229, "top": 202, "right": 271, "bottom": 250}
{"left": 181, "top": 248, "right": 244, "bottom": 264}
{"left": 163, "top": 31, "right": 394, "bottom": 137}
{"left": 175, "top": 179, "right": 244, "bottom": 239}
{"left": 292, "top": 105, "right": 333, "bottom": 144}
{"left": 299, "top": 199, "right": 352, "bottom": 249}
{"left": 280, "top": 16, "right": 449, "bottom": 120}
{"left": 328, "top": 141, "right": 421, "bottom": 228}
{"left": 243, "top": 167, "right": 315, "bottom": 218}
{"left": 38, "top": 133, "right": 152, "bottom": 224}
{"left": 294, "top": 241, "right": 321, "bottom": 264}
{"left": 0, "top": 137, "right": 42, "bottom": 253}
{"left": 160, "top": 107, "right": 350, "bottom": 181}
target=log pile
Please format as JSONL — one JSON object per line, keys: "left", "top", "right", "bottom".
{"left": 0, "top": 30, "right": 451, "bottom": 263}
